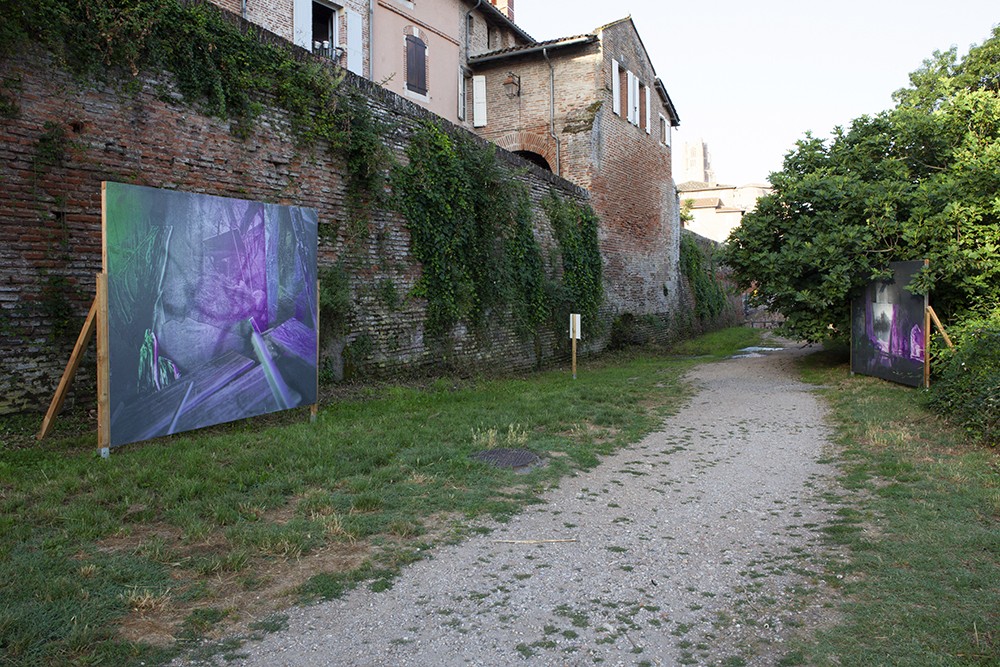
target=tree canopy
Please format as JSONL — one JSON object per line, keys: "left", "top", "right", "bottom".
{"left": 724, "top": 26, "right": 1000, "bottom": 342}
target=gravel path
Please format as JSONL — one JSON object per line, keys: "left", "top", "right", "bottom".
{"left": 217, "top": 344, "right": 841, "bottom": 666}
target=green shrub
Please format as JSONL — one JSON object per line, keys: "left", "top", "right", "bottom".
{"left": 927, "top": 306, "right": 1000, "bottom": 446}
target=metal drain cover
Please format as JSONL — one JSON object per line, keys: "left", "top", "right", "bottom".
{"left": 472, "top": 448, "right": 543, "bottom": 472}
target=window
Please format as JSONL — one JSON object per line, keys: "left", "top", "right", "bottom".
{"left": 310, "top": 2, "right": 339, "bottom": 60}
{"left": 458, "top": 71, "right": 468, "bottom": 120}
{"left": 638, "top": 84, "right": 647, "bottom": 132}
{"left": 612, "top": 60, "right": 621, "bottom": 116}
{"left": 626, "top": 71, "right": 636, "bottom": 123}
{"left": 406, "top": 33, "right": 427, "bottom": 95}
{"left": 473, "top": 75, "right": 487, "bottom": 127}
{"left": 659, "top": 114, "right": 672, "bottom": 148}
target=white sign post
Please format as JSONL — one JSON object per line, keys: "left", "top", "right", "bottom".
{"left": 570, "top": 313, "right": 581, "bottom": 379}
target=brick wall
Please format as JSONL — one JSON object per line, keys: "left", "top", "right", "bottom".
{"left": 0, "top": 41, "right": 587, "bottom": 415}
{"left": 591, "top": 20, "right": 679, "bottom": 320}
{"left": 472, "top": 21, "right": 681, "bottom": 330}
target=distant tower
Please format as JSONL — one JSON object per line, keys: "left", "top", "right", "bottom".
{"left": 679, "top": 139, "right": 715, "bottom": 184}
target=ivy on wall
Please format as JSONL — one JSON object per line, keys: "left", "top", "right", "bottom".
{"left": 1, "top": 0, "right": 346, "bottom": 145}
{"left": 393, "top": 121, "right": 549, "bottom": 336}
{"left": 679, "top": 233, "right": 726, "bottom": 322}
{"left": 543, "top": 192, "right": 603, "bottom": 322}
{"left": 2, "top": 0, "right": 609, "bottom": 369}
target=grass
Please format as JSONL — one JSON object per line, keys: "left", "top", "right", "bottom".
{"left": 789, "top": 344, "right": 1000, "bottom": 666}
{"left": 0, "top": 327, "right": 765, "bottom": 666}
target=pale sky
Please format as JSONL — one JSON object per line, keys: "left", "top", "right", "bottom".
{"left": 515, "top": 1, "right": 1000, "bottom": 185}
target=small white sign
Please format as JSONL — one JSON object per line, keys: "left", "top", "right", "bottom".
{"left": 570, "top": 313, "right": 581, "bottom": 340}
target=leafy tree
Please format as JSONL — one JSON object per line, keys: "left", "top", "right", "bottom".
{"left": 725, "top": 26, "right": 1000, "bottom": 342}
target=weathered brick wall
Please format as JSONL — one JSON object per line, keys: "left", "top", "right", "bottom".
{"left": 472, "top": 23, "right": 680, "bottom": 330}
{"left": 475, "top": 43, "right": 600, "bottom": 179}
{"left": 590, "top": 20, "right": 679, "bottom": 322}
{"left": 0, "top": 42, "right": 587, "bottom": 415}
{"left": 210, "top": 0, "right": 294, "bottom": 43}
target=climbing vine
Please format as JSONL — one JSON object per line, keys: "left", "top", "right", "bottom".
{"left": 393, "top": 122, "right": 548, "bottom": 335}
{"left": 1, "top": 0, "right": 347, "bottom": 146}
{"left": 543, "top": 192, "right": 603, "bottom": 322}
{"left": 337, "top": 90, "right": 393, "bottom": 241}
{"left": 679, "top": 233, "right": 726, "bottom": 322}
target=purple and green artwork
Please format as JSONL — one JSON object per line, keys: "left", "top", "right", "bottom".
{"left": 103, "top": 182, "right": 318, "bottom": 447}
{"left": 850, "top": 260, "right": 927, "bottom": 388}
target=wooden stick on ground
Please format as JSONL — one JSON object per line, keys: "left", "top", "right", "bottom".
{"left": 493, "top": 539, "right": 578, "bottom": 544}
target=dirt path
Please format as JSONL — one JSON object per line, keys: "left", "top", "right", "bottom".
{"left": 214, "top": 344, "right": 841, "bottom": 666}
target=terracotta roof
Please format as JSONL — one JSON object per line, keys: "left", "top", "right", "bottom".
{"left": 688, "top": 198, "right": 723, "bottom": 209}
{"left": 468, "top": 35, "right": 598, "bottom": 64}
{"left": 677, "top": 181, "right": 736, "bottom": 192}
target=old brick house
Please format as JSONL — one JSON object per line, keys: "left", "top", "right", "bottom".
{"left": 468, "top": 16, "right": 682, "bottom": 316}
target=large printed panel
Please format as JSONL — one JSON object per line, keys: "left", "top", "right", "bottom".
{"left": 850, "top": 260, "right": 926, "bottom": 387}
{"left": 103, "top": 183, "right": 318, "bottom": 447}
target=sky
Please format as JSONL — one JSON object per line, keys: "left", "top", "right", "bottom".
{"left": 514, "top": 1, "right": 999, "bottom": 185}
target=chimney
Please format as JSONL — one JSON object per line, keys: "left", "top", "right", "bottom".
{"left": 489, "top": 0, "right": 514, "bottom": 22}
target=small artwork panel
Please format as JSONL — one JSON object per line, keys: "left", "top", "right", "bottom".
{"left": 851, "top": 261, "right": 926, "bottom": 387}
{"left": 103, "top": 183, "right": 318, "bottom": 447}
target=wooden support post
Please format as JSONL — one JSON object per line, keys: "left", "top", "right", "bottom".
{"left": 96, "top": 272, "right": 111, "bottom": 457}
{"left": 571, "top": 336, "right": 577, "bottom": 380}
{"left": 926, "top": 306, "right": 954, "bottom": 350}
{"left": 311, "top": 278, "right": 320, "bottom": 423}
{"left": 923, "top": 305, "right": 931, "bottom": 390}
{"left": 570, "top": 313, "right": 580, "bottom": 380}
{"left": 37, "top": 300, "right": 98, "bottom": 441}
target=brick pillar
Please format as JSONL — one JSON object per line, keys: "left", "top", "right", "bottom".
{"left": 489, "top": 0, "right": 514, "bottom": 22}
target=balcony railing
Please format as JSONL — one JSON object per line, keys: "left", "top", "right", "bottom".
{"left": 312, "top": 42, "right": 342, "bottom": 62}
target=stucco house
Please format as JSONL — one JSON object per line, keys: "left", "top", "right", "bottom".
{"left": 207, "top": 0, "right": 530, "bottom": 126}
{"left": 677, "top": 181, "right": 772, "bottom": 244}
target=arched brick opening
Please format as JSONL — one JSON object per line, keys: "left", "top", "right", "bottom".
{"left": 493, "top": 131, "right": 554, "bottom": 171}
{"left": 513, "top": 150, "right": 551, "bottom": 171}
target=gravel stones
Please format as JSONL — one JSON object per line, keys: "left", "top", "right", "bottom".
{"left": 187, "top": 343, "right": 840, "bottom": 666}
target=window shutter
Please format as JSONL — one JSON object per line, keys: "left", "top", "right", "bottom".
{"left": 611, "top": 60, "right": 620, "bottom": 116}
{"left": 406, "top": 35, "right": 427, "bottom": 95}
{"left": 645, "top": 86, "right": 651, "bottom": 134}
{"left": 473, "top": 75, "right": 487, "bottom": 127}
{"left": 458, "top": 71, "right": 467, "bottom": 120}
{"left": 626, "top": 71, "right": 636, "bottom": 124}
{"left": 293, "top": 0, "right": 311, "bottom": 50}
{"left": 632, "top": 75, "right": 640, "bottom": 126}
{"left": 346, "top": 9, "right": 363, "bottom": 75}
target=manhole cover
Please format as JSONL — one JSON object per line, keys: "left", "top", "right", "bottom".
{"left": 472, "top": 448, "right": 543, "bottom": 472}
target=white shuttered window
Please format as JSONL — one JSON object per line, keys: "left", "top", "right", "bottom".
{"left": 472, "top": 75, "right": 487, "bottom": 127}
{"left": 293, "top": 0, "right": 311, "bottom": 50}
{"left": 346, "top": 9, "right": 363, "bottom": 75}
{"left": 612, "top": 60, "right": 621, "bottom": 116}
{"left": 626, "top": 71, "right": 635, "bottom": 124}
{"left": 645, "top": 85, "right": 651, "bottom": 134}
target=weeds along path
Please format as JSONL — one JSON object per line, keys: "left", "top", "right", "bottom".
{"left": 221, "top": 345, "right": 842, "bottom": 666}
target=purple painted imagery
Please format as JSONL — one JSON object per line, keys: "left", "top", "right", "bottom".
{"left": 103, "top": 183, "right": 318, "bottom": 447}
{"left": 851, "top": 260, "right": 927, "bottom": 387}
